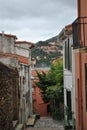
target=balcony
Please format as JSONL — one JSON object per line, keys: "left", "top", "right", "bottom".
{"left": 72, "top": 17, "right": 87, "bottom": 49}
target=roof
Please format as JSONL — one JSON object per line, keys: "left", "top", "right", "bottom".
{"left": 0, "top": 33, "right": 17, "bottom": 39}
{"left": 58, "top": 24, "right": 72, "bottom": 40}
{"left": 32, "top": 69, "right": 49, "bottom": 87}
{"left": 32, "top": 69, "right": 49, "bottom": 79}
{"left": 15, "top": 41, "right": 35, "bottom": 48}
{"left": 0, "top": 52, "right": 29, "bottom": 64}
{"left": 65, "top": 24, "right": 72, "bottom": 31}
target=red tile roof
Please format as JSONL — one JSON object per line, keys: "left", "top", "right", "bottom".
{"left": 32, "top": 69, "right": 49, "bottom": 80}
{"left": 31, "top": 69, "right": 49, "bottom": 87}
{"left": 65, "top": 24, "right": 72, "bottom": 31}
{"left": 15, "top": 41, "right": 34, "bottom": 45}
{"left": 0, "top": 52, "right": 29, "bottom": 64}
{"left": 0, "top": 33, "right": 17, "bottom": 39}
{"left": 15, "top": 41, "right": 33, "bottom": 44}
{"left": 15, "top": 41, "right": 35, "bottom": 49}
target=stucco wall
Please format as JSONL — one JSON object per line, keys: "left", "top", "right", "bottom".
{"left": 32, "top": 69, "right": 50, "bottom": 117}
{"left": 75, "top": 50, "right": 87, "bottom": 130}
{"left": 33, "top": 86, "right": 49, "bottom": 116}
{"left": 0, "top": 35, "right": 15, "bottom": 53}
{"left": 78, "top": 0, "right": 87, "bottom": 17}
{"left": 15, "top": 47, "right": 29, "bottom": 57}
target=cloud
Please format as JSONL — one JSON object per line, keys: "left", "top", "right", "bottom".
{"left": 0, "top": 0, "right": 77, "bottom": 19}
{"left": 0, "top": 0, "right": 77, "bottom": 42}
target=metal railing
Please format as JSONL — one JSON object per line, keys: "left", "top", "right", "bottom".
{"left": 72, "top": 17, "right": 87, "bottom": 48}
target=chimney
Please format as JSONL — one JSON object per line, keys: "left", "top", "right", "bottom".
{"left": 1, "top": 31, "right": 5, "bottom": 49}
{"left": 2, "top": 31, "right": 4, "bottom": 37}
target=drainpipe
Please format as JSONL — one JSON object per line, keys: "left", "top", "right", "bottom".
{"left": 29, "top": 48, "right": 33, "bottom": 116}
{"left": 79, "top": 51, "right": 83, "bottom": 130}
{"left": 72, "top": 48, "right": 75, "bottom": 129}
{"left": 1, "top": 31, "right": 4, "bottom": 52}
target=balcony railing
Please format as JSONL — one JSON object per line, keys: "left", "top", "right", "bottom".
{"left": 72, "top": 17, "right": 87, "bottom": 49}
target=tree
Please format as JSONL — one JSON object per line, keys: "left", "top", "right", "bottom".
{"left": 35, "top": 58, "right": 64, "bottom": 120}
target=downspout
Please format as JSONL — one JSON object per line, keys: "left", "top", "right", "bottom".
{"left": 29, "top": 48, "right": 33, "bottom": 116}
{"left": 79, "top": 51, "right": 83, "bottom": 130}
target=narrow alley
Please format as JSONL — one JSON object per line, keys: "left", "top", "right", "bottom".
{"left": 25, "top": 117, "right": 64, "bottom": 130}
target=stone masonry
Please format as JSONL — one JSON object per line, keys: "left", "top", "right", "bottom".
{"left": 0, "top": 62, "right": 19, "bottom": 130}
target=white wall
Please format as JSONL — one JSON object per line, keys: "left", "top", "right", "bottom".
{"left": 0, "top": 57, "right": 18, "bottom": 67}
{"left": 63, "top": 34, "right": 75, "bottom": 115}
{"left": 0, "top": 35, "right": 15, "bottom": 53}
{"left": 15, "top": 47, "right": 29, "bottom": 57}
{"left": 64, "top": 70, "right": 72, "bottom": 90}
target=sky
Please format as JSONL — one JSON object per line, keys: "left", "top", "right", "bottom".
{"left": 0, "top": 0, "right": 77, "bottom": 43}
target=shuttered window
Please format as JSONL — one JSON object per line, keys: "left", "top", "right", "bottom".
{"left": 65, "top": 41, "right": 67, "bottom": 68}
{"left": 65, "top": 38, "right": 72, "bottom": 70}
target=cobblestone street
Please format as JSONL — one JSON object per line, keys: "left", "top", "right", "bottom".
{"left": 25, "top": 117, "right": 64, "bottom": 130}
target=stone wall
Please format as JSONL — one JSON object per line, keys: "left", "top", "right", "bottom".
{"left": 12, "top": 68, "right": 19, "bottom": 121}
{"left": 0, "top": 62, "right": 19, "bottom": 130}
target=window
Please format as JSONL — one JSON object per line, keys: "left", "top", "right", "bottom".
{"left": 67, "top": 91, "right": 71, "bottom": 111}
{"left": 66, "top": 90, "right": 72, "bottom": 119}
{"left": 47, "top": 104, "right": 50, "bottom": 113}
{"left": 65, "top": 38, "right": 72, "bottom": 70}
{"left": 65, "top": 41, "right": 67, "bottom": 69}
{"left": 68, "top": 39, "right": 70, "bottom": 70}
{"left": 69, "top": 39, "right": 72, "bottom": 70}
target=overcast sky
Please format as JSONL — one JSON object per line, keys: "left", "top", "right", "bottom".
{"left": 0, "top": 0, "right": 77, "bottom": 43}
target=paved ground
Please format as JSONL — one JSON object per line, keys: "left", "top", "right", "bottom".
{"left": 25, "top": 117, "right": 64, "bottom": 130}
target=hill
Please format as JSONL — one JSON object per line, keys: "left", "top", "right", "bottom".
{"left": 45, "top": 35, "right": 58, "bottom": 43}
{"left": 31, "top": 36, "right": 63, "bottom": 67}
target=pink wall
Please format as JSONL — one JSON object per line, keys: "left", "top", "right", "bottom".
{"left": 78, "top": 0, "right": 87, "bottom": 17}
{"left": 32, "top": 70, "right": 50, "bottom": 117}
{"left": 75, "top": 51, "right": 87, "bottom": 130}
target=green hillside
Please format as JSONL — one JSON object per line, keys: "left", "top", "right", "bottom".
{"left": 31, "top": 37, "right": 63, "bottom": 67}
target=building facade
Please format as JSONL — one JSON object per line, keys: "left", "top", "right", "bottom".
{"left": 59, "top": 25, "right": 75, "bottom": 129}
{"left": 15, "top": 41, "right": 34, "bottom": 125}
{"left": 72, "top": 0, "right": 87, "bottom": 130}
{"left": 0, "top": 32, "right": 34, "bottom": 127}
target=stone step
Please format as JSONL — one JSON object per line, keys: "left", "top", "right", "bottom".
{"left": 26, "top": 118, "right": 35, "bottom": 127}
{"left": 26, "top": 115, "right": 37, "bottom": 127}
{"left": 31, "top": 114, "right": 36, "bottom": 119}
{"left": 15, "top": 124, "right": 24, "bottom": 130}
{"left": 13, "top": 120, "right": 18, "bottom": 129}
